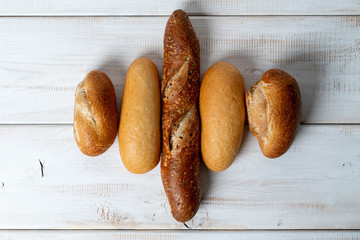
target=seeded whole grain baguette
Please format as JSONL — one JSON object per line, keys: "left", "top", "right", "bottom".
{"left": 161, "top": 9, "right": 201, "bottom": 223}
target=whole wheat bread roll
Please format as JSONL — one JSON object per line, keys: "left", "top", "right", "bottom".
{"left": 246, "top": 69, "right": 302, "bottom": 158}
{"left": 200, "top": 62, "right": 246, "bottom": 172}
{"left": 74, "top": 70, "right": 118, "bottom": 156}
{"left": 119, "top": 57, "right": 161, "bottom": 174}
{"left": 161, "top": 9, "right": 201, "bottom": 223}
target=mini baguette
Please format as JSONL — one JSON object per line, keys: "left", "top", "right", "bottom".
{"left": 161, "top": 9, "right": 201, "bottom": 223}
{"left": 74, "top": 70, "right": 118, "bottom": 156}
{"left": 200, "top": 62, "right": 246, "bottom": 172}
{"left": 246, "top": 69, "right": 302, "bottom": 158}
{"left": 118, "top": 57, "right": 161, "bottom": 174}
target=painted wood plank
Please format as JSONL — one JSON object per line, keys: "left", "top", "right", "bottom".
{"left": 0, "top": 16, "right": 359, "bottom": 124}
{"left": 0, "top": 0, "right": 359, "bottom": 16}
{"left": 0, "top": 125, "right": 359, "bottom": 229}
{"left": 0, "top": 230, "right": 359, "bottom": 240}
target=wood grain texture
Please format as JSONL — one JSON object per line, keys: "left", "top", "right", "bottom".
{"left": 0, "top": 16, "right": 359, "bottom": 124}
{"left": 0, "top": 125, "right": 359, "bottom": 229}
{"left": 0, "top": 230, "right": 359, "bottom": 239}
{"left": 0, "top": 0, "right": 359, "bottom": 16}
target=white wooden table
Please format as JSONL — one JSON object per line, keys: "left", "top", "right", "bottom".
{"left": 0, "top": 1, "right": 359, "bottom": 239}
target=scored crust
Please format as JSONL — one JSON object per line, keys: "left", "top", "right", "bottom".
{"left": 246, "top": 81, "right": 269, "bottom": 144}
{"left": 246, "top": 69, "right": 302, "bottom": 158}
{"left": 161, "top": 9, "right": 201, "bottom": 223}
{"left": 74, "top": 71, "right": 118, "bottom": 156}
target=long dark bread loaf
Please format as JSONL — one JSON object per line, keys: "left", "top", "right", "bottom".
{"left": 161, "top": 9, "right": 201, "bottom": 223}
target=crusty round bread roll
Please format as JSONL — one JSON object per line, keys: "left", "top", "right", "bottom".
{"left": 118, "top": 57, "right": 161, "bottom": 174}
{"left": 74, "top": 70, "right": 118, "bottom": 156}
{"left": 246, "top": 69, "right": 302, "bottom": 158}
{"left": 200, "top": 62, "right": 246, "bottom": 172}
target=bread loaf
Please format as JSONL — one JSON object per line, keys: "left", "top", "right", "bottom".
{"left": 118, "top": 58, "right": 161, "bottom": 174}
{"left": 74, "top": 70, "right": 118, "bottom": 156}
{"left": 200, "top": 62, "right": 246, "bottom": 172}
{"left": 246, "top": 69, "right": 302, "bottom": 158}
{"left": 161, "top": 9, "right": 201, "bottom": 222}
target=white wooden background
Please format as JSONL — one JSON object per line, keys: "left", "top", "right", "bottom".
{"left": 0, "top": 1, "right": 359, "bottom": 239}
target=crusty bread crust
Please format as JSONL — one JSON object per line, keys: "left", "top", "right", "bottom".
{"left": 246, "top": 69, "right": 302, "bottom": 158}
{"left": 161, "top": 9, "right": 201, "bottom": 223}
{"left": 119, "top": 58, "right": 161, "bottom": 174}
{"left": 74, "top": 70, "right": 118, "bottom": 156}
{"left": 200, "top": 62, "right": 246, "bottom": 172}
